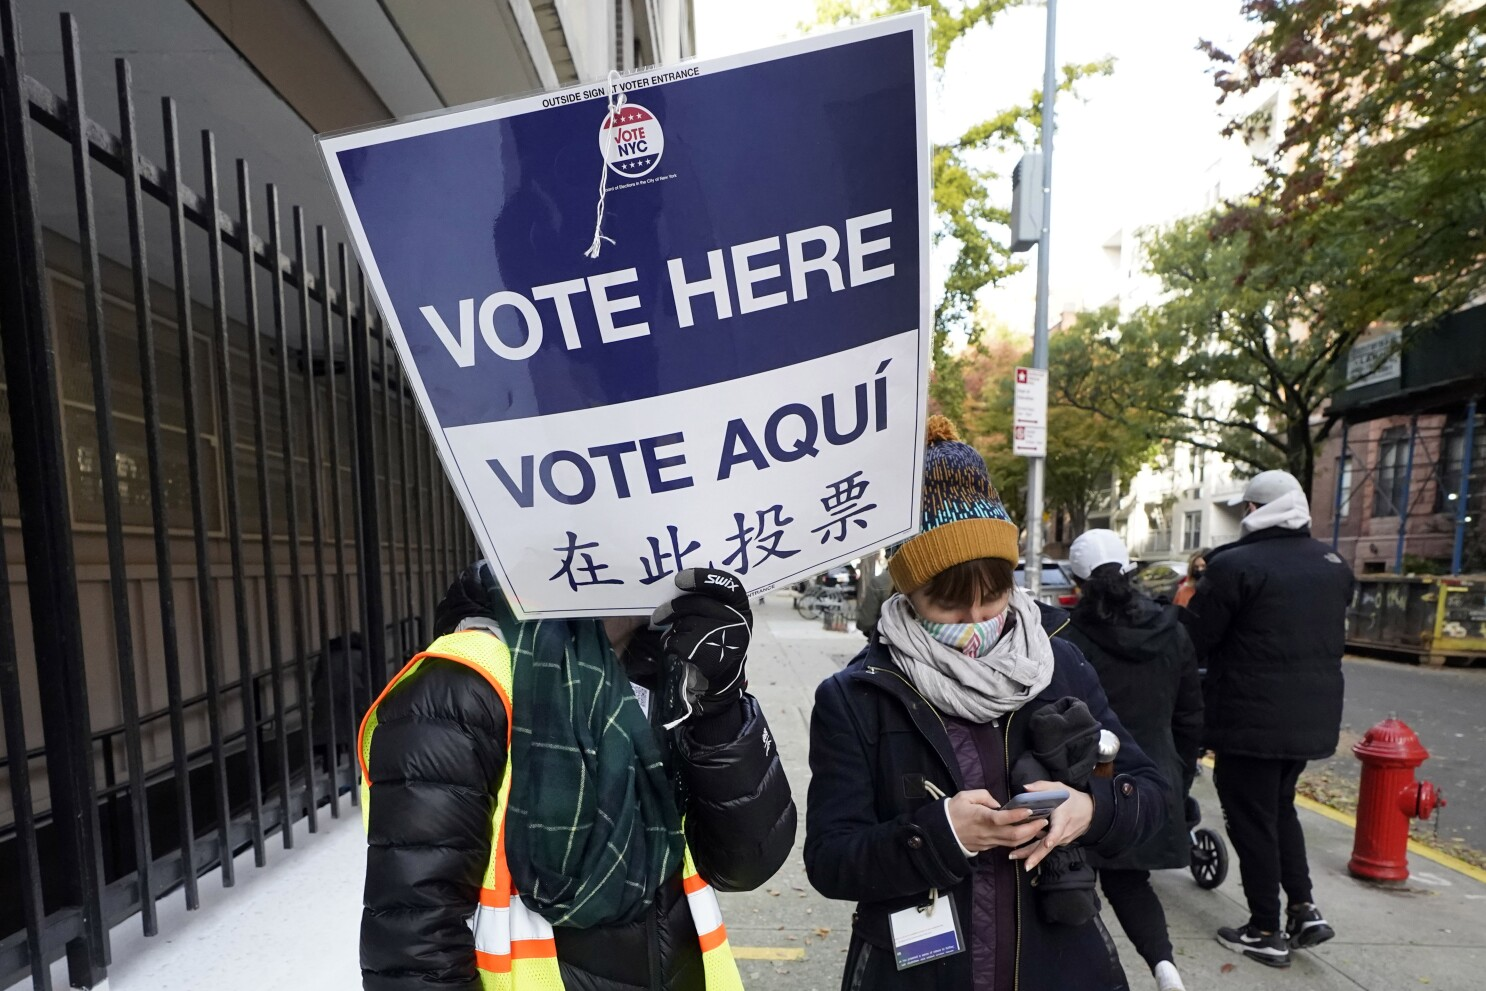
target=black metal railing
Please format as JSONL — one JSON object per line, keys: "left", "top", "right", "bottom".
{"left": 0, "top": 5, "right": 477, "bottom": 988}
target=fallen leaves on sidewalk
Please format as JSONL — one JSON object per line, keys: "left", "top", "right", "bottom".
{"left": 1297, "top": 766, "right": 1486, "bottom": 871}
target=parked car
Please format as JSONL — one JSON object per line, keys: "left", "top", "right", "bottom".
{"left": 1014, "top": 559, "right": 1080, "bottom": 608}
{"left": 1131, "top": 559, "right": 1187, "bottom": 602}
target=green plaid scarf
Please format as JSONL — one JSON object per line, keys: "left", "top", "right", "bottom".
{"left": 490, "top": 600, "right": 684, "bottom": 928}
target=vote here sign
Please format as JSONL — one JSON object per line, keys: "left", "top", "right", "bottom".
{"left": 318, "top": 13, "right": 930, "bottom": 620}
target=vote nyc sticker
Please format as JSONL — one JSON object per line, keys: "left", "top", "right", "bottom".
{"left": 600, "top": 104, "right": 665, "bottom": 178}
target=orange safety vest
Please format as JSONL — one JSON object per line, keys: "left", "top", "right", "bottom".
{"left": 359, "top": 630, "right": 745, "bottom": 990}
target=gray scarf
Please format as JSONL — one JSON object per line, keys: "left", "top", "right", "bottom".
{"left": 877, "top": 589, "right": 1055, "bottom": 721}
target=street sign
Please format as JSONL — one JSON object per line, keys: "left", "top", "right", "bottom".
{"left": 318, "top": 14, "right": 931, "bottom": 620}
{"left": 1013, "top": 366, "right": 1048, "bottom": 457}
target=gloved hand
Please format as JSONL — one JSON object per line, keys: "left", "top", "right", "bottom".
{"left": 434, "top": 562, "right": 503, "bottom": 637}
{"left": 650, "top": 568, "right": 752, "bottom": 719}
{"left": 1016, "top": 697, "right": 1101, "bottom": 789}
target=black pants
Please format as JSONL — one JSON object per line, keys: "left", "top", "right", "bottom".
{"left": 1213, "top": 753, "right": 1314, "bottom": 932}
{"left": 1098, "top": 869, "right": 1173, "bottom": 972}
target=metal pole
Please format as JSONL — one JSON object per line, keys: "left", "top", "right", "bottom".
{"left": 1394, "top": 415, "right": 1418, "bottom": 574}
{"left": 1026, "top": 0, "right": 1057, "bottom": 594}
{"left": 1451, "top": 399, "right": 1478, "bottom": 574}
{"left": 0, "top": 3, "right": 108, "bottom": 981}
{"left": 1332, "top": 422, "right": 1349, "bottom": 551}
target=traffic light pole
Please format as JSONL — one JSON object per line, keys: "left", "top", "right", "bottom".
{"left": 1026, "top": 0, "right": 1056, "bottom": 594}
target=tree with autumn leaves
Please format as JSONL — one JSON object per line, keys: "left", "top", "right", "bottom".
{"left": 1071, "top": 0, "right": 1486, "bottom": 496}
{"left": 945, "top": 315, "right": 1158, "bottom": 538}
{"left": 827, "top": 1, "right": 1482, "bottom": 522}
{"left": 815, "top": 1, "right": 1108, "bottom": 413}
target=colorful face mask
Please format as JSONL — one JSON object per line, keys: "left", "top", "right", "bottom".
{"left": 919, "top": 613, "right": 1006, "bottom": 658}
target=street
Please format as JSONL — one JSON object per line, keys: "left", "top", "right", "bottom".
{"left": 1306, "top": 655, "right": 1486, "bottom": 853}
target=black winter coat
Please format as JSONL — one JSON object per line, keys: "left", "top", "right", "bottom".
{"left": 361, "top": 652, "right": 796, "bottom": 991}
{"left": 804, "top": 613, "right": 1167, "bottom": 991}
{"left": 1182, "top": 525, "right": 1353, "bottom": 760}
{"left": 1064, "top": 597, "right": 1203, "bottom": 871}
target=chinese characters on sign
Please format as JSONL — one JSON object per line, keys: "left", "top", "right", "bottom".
{"left": 552, "top": 472, "right": 881, "bottom": 591}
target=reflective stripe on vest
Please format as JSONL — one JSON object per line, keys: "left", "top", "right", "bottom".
{"left": 359, "top": 630, "right": 744, "bottom": 990}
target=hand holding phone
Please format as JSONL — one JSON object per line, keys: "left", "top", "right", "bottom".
{"left": 946, "top": 789, "right": 1053, "bottom": 853}
{"left": 1008, "top": 783, "right": 1096, "bottom": 869}
{"left": 1001, "top": 788, "right": 1070, "bottom": 820}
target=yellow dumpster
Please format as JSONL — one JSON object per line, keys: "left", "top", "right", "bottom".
{"left": 1346, "top": 575, "right": 1486, "bottom": 667}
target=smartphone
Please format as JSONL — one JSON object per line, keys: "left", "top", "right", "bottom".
{"left": 1002, "top": 789, "right": 1070, "bottom": 819}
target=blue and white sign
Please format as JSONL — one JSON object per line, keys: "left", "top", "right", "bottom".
{"left": 319, "top": 14, "right": 930, "bottom": 619}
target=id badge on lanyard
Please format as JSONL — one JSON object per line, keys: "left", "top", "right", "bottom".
{"left": 888, "top": 889, "right": 965, "bottom": 970}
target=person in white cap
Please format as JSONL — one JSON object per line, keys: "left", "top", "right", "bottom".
{"left": 1183, "top": 470, "right": 1354, "bottom": 969}
{"left": 1065, "top": 531, "right": 1203, "bottom": 991}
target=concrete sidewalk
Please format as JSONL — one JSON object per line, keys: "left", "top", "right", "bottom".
{"left": 16, "top": 591, "right": 1483, "bottom": 990}
{"left": 729, "top": 592, "right": 1486, "bottom": 991}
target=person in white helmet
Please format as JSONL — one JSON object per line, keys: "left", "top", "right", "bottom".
{"left": 1182, "top": 470, "right": 1353, "bottom": 969}
{"left": 1064, "top": 530, "right": 1203, "bottom": 991}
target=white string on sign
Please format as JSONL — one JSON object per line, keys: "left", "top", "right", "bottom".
{"left": 585, "top": 70, "right": 626, "bottom": 259}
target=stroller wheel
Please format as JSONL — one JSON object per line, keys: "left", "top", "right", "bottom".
{"left": 1190, "top": 827, "right": 1228, "bottom": 890}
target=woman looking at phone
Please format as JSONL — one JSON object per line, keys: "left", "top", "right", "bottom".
{"left": 804, "top": 417, "right": 1166, "bottom": 991}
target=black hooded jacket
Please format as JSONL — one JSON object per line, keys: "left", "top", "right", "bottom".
{"left": 1064, "top": 596, "right": 1203, "bottom": 870}
{"left": 360, "top": 633, "right": 796, "bottom": 991}
{"left": 1181, "top": 525, "right": 1353, "bottom": 759}
{"left": 804, "top": 605, "right": 1167, "bottom": 991}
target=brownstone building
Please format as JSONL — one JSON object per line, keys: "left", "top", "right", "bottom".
{"left": 1311, "top": 305, "right": 1486, "bottom": 575}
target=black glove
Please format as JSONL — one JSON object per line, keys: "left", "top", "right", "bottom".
{"left": 1031, "top": 847, "right": 1100, "bottom": 926}
{"left": 650, "top": 568, "right": 752, "bottom": 719}
{"left": 434, "top": 562, "right": 503, "bottom": 637}
{"left": 1018, "top": 697, "right": 1102, "bottom": 790}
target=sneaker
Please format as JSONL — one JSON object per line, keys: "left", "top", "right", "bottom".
{"left": 1216, "top": 922, "right": 1291, "bottom": 968}
{"left": 1153, "top": 960, "right": 1186, "bottom": 991}
{"left": 1286, "top": 902, "right": 1336, "bottom": 948}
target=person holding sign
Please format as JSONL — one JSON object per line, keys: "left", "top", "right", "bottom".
{"left": 358, "top": 564, "right": 795, "bottom": 991}
{"left": 804, "top": 416, "right": 1166, "bottom": 991}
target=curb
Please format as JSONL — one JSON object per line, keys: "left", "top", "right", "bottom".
{"left": 1291, "top": 791, "right": 1486, "bottom": 885}
{"left": 1200, "top": 757, "right": 1486, "bottom": 886}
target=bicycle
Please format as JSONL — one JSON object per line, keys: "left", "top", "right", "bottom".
{"left": 794, "top": 582, "right": 847, "bottom": 620}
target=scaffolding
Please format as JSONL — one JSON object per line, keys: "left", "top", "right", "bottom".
{"left": 1327, "top": 400, "right": 1484, "bottom": 575}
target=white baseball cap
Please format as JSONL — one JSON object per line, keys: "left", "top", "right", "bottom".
{"left": 1069, "top": 529, "right": 1134, "bottom": 581}
{"left": 1227, "top": 469, "right": 1304, "bottom": 507}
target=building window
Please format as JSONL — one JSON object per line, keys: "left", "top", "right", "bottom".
{"left": 1144, "top": 507, "right": 1170, "bottom": 553}
{"left": 1373, "top": 426, "right": 1410, "bottom": 517}
{"left": 50, "top": 274, "right": 224, "bottom": 534}
{"left": 1181, "top": 510, "right": 1202, "bottom": 550}
{"left": 1434, "top": 417, "right": 1467, "bottom": 513}
{"left": 1336, "top": 454, "right": 1354, "bottom": 519}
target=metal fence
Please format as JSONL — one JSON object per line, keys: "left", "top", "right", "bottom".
{"left": 0, "top": 5, "right": 476, "bottom": 987}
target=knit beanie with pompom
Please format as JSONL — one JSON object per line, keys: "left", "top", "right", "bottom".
{"left": 888, "top": 414, "right": 1021, "bottom": 593}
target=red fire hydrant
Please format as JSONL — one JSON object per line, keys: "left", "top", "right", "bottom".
{"left": 1348, "top": 718, "right": 1445, "bottom": 882}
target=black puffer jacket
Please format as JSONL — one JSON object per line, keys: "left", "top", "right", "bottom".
{"left": 1064, "top": 596, "right": 1202, "bottom": 871}
{"left": 1182, "top": 525, "right": 1353, "bottom": 759}
{"left": 804, "top": 612, "right": 1167, "bottom": 991}
{"left": 361, "top": 644, "right": 795, "bottom": 990}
